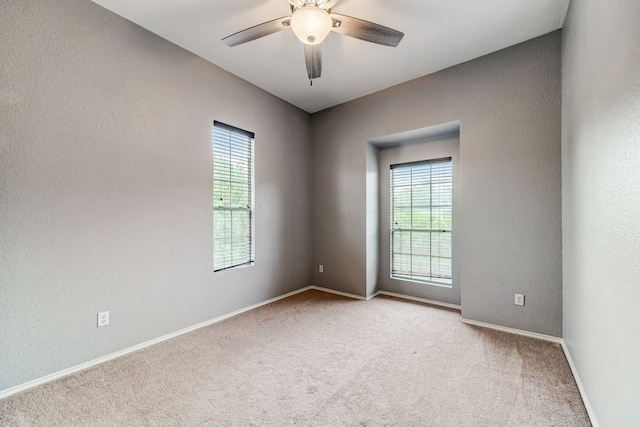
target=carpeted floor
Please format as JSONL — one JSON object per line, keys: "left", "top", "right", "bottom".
{"left": 0, "top": 290, "right": 590, "bottom": 426}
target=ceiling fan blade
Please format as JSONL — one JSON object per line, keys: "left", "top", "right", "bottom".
{"left": 330, "top": 14, "right": 404, "bottom": 47}
{"left": 304, "top": 44, "right": 322, "bottom": 80}
{"left": 286, "top": 0, "right": 305, "bottom": 8}
{"left": 222, "top": 17, "right": 291, "bottom": 47}
{"left": 319, "top": 0, "right": 340, "bottom": 9}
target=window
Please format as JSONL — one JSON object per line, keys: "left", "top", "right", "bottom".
{"left": 390, "top": 158, "right": 452, "bottom": 286}
{"left": 213, "top": 121, "right": 255, "bottom": 271}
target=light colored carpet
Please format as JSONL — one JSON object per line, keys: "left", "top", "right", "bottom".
{"left": 0, "top": 290, "right": 590, "bottom": 426}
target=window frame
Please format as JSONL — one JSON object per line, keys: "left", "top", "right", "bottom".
{"left": 390, "top": 157, "right": 453, "bottom": 286}
{"left": 212, "top": 121, "right": 255, "bottom": 272}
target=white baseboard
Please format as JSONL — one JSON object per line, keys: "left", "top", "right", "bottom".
{"left": 309, "top": 286, "right": 463, "bottom": 311}
{"left": 308, "top": 285, "right": 368, "bottom": 300}
{"left": 459, "top": 317, "right": 563, "bottom": 343}
{"left": 376, "top": 291, "right": 462, "bottom": 311}
{"left": 0, "top": 286, "right": 313, "bottom": 400}
{"left": 2, "top": 285, "right": 455, "bottom": 399}
{"left": 460, "top": 318, "right": 599, "bottom": 427}
{"left": 0, "top": 284, "right": 599, "bottom": 427}
{"left": 2, "top": 284, "right": 467, "bottom": 397}
{"left": 560, "top": 341, "right": 600, "bottom": 427}
{"left": 2, "top": 285, "right": 378, "bottom": 400}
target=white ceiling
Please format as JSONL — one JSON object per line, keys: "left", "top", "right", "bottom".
{"left": 92, "top": 0, "right": 569, "bottom": 113}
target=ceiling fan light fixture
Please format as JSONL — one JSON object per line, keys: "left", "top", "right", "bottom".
{"left": 290, "top": 6, "right": 332, "bottom": 45}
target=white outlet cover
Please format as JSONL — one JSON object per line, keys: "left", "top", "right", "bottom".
{"left": 98, "top": 311, "right": 109, "bottom": 327}
{"left": 515, "top": 294, "right": 525, "bottom": 306}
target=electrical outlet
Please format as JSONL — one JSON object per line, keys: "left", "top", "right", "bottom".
{"left": 319, "top": 264, "right": 324, "bottom": 273}
{"left": 97, "top": 311, "right": 109, "bottom": 327}
{"left": 515, "top": 294, "right": 525, "bottom": 306}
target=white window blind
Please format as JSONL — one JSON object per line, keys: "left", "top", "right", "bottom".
{"left": 390, "top": 158, "right": 452, "bottom": 286}
{"left": 213, "top": 121, "right": 255, "bottom": 272}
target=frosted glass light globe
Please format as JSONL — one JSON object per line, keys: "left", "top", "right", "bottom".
{"left": 290, "top": 6, "right": 332, "bottom": 45}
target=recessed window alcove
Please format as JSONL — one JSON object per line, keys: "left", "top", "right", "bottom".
{"left": 366, "top": 121, "right": 461, "bottom": 305}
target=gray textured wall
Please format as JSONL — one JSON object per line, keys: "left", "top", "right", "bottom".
{"left": 311, "top": 32, "right": 562, "bottom": 336}
{"left": 562, "top": 0, "right": 640, "bottom": 424}
{"left": 0, "top": 0, "right": 311, "bottom": 392}
{"left": 365, "top": 143, "right": 379, "bottom": 296}
{"left": 377, "top": 135, "right": 461, "bottom": 305}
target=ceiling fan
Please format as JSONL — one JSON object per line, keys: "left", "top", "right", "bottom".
{"left": 222, "top": 0, "right": 404, "bottom": 83}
